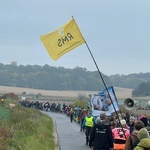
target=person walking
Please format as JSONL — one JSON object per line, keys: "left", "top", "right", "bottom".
{"left": 89, "top": 112, "right": 114, "bottom": 150}
{"left": 112, "top": 119, "right": 130, "bottom": 150}
{"left": 129, "top": 116, "right": 136, "bottom": 134}
{"left": 70, "top": 108, "right": 74, "bottom": 123}
{"left": 78, "top": 108, "right": 85, "bottom": 132}
{"left": 139, "top": 115, "right": 150, "bottom": 134}
{"left": 134, "top": 127, "right": 150, "bottom": 150}
{"left": 124, "top": 120, "right": 145, "bottom": 150}
{"left": 82, "top": 111, "right": 95, "bottom": 145}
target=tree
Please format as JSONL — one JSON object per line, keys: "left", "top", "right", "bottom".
{"left": 132, "top": 82, "right": 150, "bottom": 96}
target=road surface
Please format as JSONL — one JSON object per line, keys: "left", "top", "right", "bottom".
{"left": 42, "top": 111, "right": 91, "bottom": 150}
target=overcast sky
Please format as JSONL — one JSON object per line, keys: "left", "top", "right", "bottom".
{"left": 0, "top": 0, "right": 150, "bottom": 76}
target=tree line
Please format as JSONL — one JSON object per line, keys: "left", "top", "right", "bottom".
{"left": 0, "top": 62, "right": 150, "bottom": 96}
{"left": 132, "top": 82, "right": 150, "bottom": 96}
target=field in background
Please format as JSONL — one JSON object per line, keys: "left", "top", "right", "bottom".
{"left": 1, "top": 85, "right": 150, "bottom": 116}
{"left": 0, "top": 86, "right": 133, "bottom": 100}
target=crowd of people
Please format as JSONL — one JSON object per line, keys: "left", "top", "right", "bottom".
{"left": 81, "top": 111, "right": 150, "bottom": 150}
{"left": 70, "top": 107, "right": 150, "bottom": 150}
{"left": 21, "top": 100, "right": 150, "bottom": 150}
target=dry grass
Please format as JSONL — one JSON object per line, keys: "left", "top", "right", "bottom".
{"left": 114, "top": 87, "right": 133, "bottom": 99}
{"left": 0, "top": 86, "right": 133, "bottom": 99}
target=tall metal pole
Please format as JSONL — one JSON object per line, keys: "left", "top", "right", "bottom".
{"left": 85, "top": 41, "right": 127, "bottom": 139}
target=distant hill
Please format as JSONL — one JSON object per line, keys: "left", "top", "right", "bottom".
{"left": 110, "top": 73, "right": 150, "bottom": 88}
{"left": 0, "top": 63, "right": 150, "bottom": 91}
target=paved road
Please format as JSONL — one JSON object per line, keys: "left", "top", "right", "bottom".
{"left": 42, "top": 111, "right": 91, "bottom": 150}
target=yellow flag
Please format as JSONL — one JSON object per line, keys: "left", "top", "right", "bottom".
{"left": 40, "top": 18, "right": 85, "bottom": 60}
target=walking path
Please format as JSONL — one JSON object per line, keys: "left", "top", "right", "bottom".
{"left": 42, "top": 111, "right": 91, "bottom": 150}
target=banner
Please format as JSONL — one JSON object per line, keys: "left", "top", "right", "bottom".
{"left": 90, "top": 86, "right": 119, "bottom": 116}
{"left": 40, "top": 18, "right": 85, "bottom": 60}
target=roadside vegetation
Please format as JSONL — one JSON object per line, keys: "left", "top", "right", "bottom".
{"left": 72, "top": 93, "right": 90, "bottom": 109}
{"left": 0, "top": 97, "right": 55, "bottom": 150}
{"left": 0, "top": 92, "right": 89, "bottom": 150}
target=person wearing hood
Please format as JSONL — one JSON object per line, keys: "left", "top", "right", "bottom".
{"left": 129, "top": 116, "right": 136, "bottom": 134}
{"left": 89, "top": 112, "right": 113, "bottom": 150}
{"left": 82, "top": 111, "right": 95, "bottom": 145}
{"left": 139, "top": 115, "right": 150, "bottom": 135}
{"left": 134, "top": 127, "right": 150, "bottom": 150}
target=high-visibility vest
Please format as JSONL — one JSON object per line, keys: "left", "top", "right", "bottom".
{"left": 112, "top": 127, "right": 130, "bottom": 140}
{"left": 112, "top": 127, "right": 130, "bottom": 150}
{"left": 85, "top": 116, "right": 94, "bottom": 127}
{"left": 113, "top": 143, "right": 125, "bottom": 150}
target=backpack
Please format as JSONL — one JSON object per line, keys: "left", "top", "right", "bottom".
{"left": 130, "top": 134, "right": 140, "bottom": 150}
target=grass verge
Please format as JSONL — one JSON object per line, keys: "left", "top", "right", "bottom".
{"left": 0, "top": 100, "right": 55, "bottom": 150}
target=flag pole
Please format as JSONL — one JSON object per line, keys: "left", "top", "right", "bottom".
{"left": 85, "top": 42, "right": 117, "bottom": 112}
{"left": 84, "top": 41, "right": 127, "bottom": 139}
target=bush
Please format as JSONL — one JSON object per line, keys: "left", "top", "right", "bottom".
{"left": 72, "top": 99, "right": 89, "bottom": 109}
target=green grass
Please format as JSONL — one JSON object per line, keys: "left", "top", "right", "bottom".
{"left": 0, "top": 106, "right": 10, "bottom": 121}
{"left": 0, "top": 100, "right": 55, "bottom": 150}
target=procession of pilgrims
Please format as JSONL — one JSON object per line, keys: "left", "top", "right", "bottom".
{"left": 21, "top": 99, "right": 150, "bottom": 150}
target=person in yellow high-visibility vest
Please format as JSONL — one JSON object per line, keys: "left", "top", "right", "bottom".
{"left": 82, "top": 111, "right": 95, "bottom": 145}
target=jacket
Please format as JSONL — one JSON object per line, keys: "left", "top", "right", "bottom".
{"left": 89, "top": 120, "right": 113, "bottom": 149}
{"left": 124, "top": 131, "right": 139, "bottom": 150}
{"left": 134, "top": 138, "right": 150, "bottom": 150}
